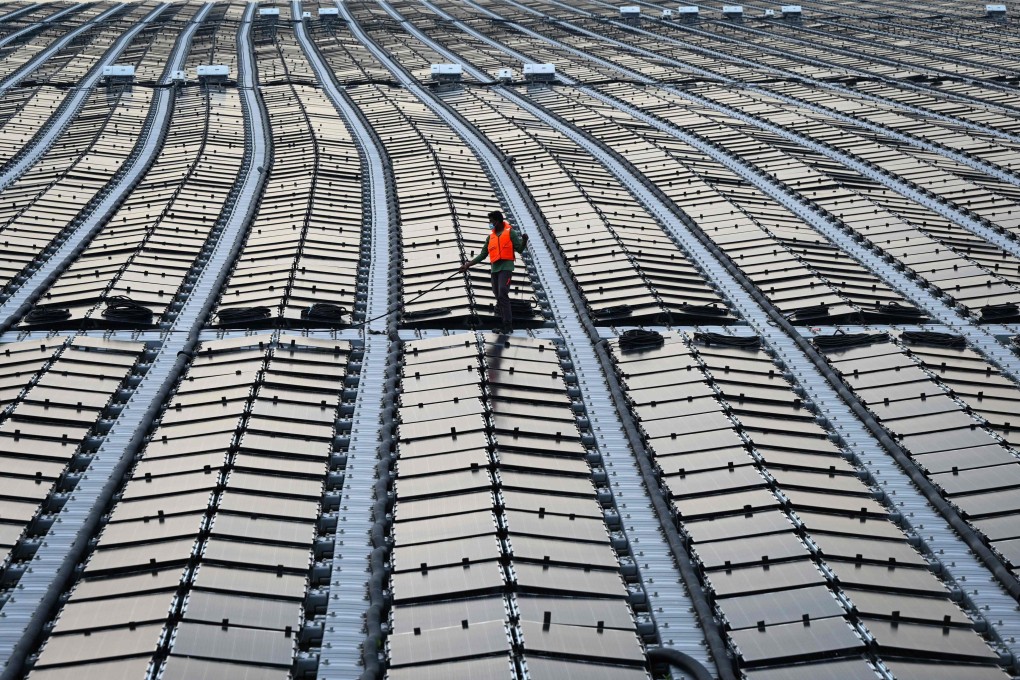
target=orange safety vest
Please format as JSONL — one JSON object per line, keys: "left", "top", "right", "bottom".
{"left": 487, "top": 221, "right": 515, "bottom": 263}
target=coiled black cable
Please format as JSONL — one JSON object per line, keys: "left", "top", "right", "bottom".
{"left": 787, "top": 303, "right": 831, "bottom": 322}
{"left": 618, "top": 328, "right": 664, "bottom": 352}
{"left": 694, "top": 332, "right": 760, "bottom": 348}
{"left": 681, "top": 303, "right": 728, "bottom": 317}
{"left": 812, "top": 332, "right": 889, "bottom": 350}
{"left": 593, "top": 303, "right": 633, "bottom": 319}
{"left": 216, "top": 306, "right": 271, "bottom": 325}
{"left": 979, "top": 302, "right": 1020, "bottom": 322}
{"left": 861, "top": 301, "right": 927, "bottom": 324}
{"left": 101, "top": 296, "right": 153, "bottom": 325}
{"left": 508, "top": 298, "right": 534, "bottom": 316}
{"left": 901, "top": 331, "right": 966, "bottom": 348}
{"left": 301, "top": 303, "right": 348, "bottom": 323}
{"left": 24, "top": 306, "right": 71, "bottom": 325}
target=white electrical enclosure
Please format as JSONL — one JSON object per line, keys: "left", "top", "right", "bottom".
{"left": 430, "top": 64, "right": 463, "bottom": 81}
{"left": 102, "top": 65, "right": 135, "bottom": 78}
{"left": 196, "top": 64, "right": 229, "bottom": 78}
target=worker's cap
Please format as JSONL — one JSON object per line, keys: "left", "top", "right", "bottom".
{"left": 488, "top": 210, "right": 504, "bottom": 224}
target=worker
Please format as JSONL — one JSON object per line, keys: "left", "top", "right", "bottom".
{"left": 459, "top": 210, "right": 529, "bottom": 334}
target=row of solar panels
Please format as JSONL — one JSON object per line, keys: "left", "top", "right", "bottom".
{"left": 25, "top": 334, "right": 352, "bottom": 679}
{"left": 817, "top": 332, "right": 1020, "bottom": 579}
{"left": 0, "top": 336, "right": 147, "bottom": 574}
{"left": 608, "top": 331, "right": 1009, "bottom": 679}
{"left": 213, "top": 25, "right": 364, "bottom": 327}
{"left": 389, "top": 333, "right": 649, "bottom": 679}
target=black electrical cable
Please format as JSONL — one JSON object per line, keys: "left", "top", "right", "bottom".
{"left": 217, "top": 306, "right": 271, "bottom": 325}
{"left": 101, "top": 295, "right": 153, "bottom": 324}
{"left": 680, "top": 303, "right": 729, "bottom": 317}
{"left": 979, "top": 302, "right": 1020, "bottom": 322}
{"left": 23, "top": 306, "right": 71, "bottom": 325}
{"left": 901, "top": 331, "right": 966, "bottom": 348}
{"left": 593, "top": 303, "right": 633, "bottom": 318}
{"left": 873, "top": 301, "right": 926, "bottom": 318}
{"left": 694, "top": 332, "right": 760, "bottom": 348}
{"left": 811, "top": 332, "right": 889, "bottom": 350}
{"left": 646, "top": 647, "right": 715, "bottom": 680}
{"left": 301, "top": 302, "right": 348, "bottom": 323}
{"left": 786, "top": 303, "right": 830, "bottom": 321}
{"left": 618, "top": 328, "right": 664, "bottom": 352}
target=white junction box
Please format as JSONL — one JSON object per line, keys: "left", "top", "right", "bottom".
{"left": 722, "top": 5, "right": 744, "bottom": 19}
{"left": 495, "top": 68, "right": 514, "bottom": 82}
{"left": 620, "top": 5, "right": 641, "bottom": 21}
{"left": 102, "top": 64, "right": 135, "bottom": 79}
{"left": 523, "top": 63, "right": 556, "bottom": 82}
{"left": 302, "top": 11, "right": 311, "bottom": 19}
{"left": 169, "top": 69, "right": 186, "bottom": 84}
{"left": 430, "top": 63, "right": 463, "bottom": 82}
{"left": 196, "top": 64, "right": 230, "bottom": 77}
{"left": 781, "top": 4, "right": 802, "bottom": 18}
{"left": 763, "top": 8, "right": 775, "bottom": 16}
{"left": 196, "top": 64, "right": 230, "bottom": 84}
{"left": 662, "top": 8, "right": 674, "bottom": 18}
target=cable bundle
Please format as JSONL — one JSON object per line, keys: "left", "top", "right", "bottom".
{"left": 812, "top": 332, "right": 889, "bottom": 350}
{"left": 874, "top": 301, "right": 925, "bottom": 318}
{"left": 694, "top": 333, "right": 760, "bottom": 348}
{"left": 680, "top": 303, "right": 728, "bottom": 317}
{"left": 901, "top": 331, "right": 966, "bottom": 348}
{"left": 102, "top": 296, "right": 153, "bottom": 325}
{"left": 403, "top": 307, "right": 450, "bottom": 320}
{"left": 302, "top": 303, "right": 348, "bottom": 324}
{"left": 217, "top": 306, "right": 271, "bottom": 325}
{"left": 861, "top": 301, "right": 927, "bottom": 323}
{"left": 593, "top": 304, "right": 633, "bottom": 319}
{"left": 619, "top": 329, "right": 664, "bottom": 352}
{"left": 24, "top": 306, "right": 71, "bottom": 325}
{"left": 979, "top": 303, "right": 1020, "bottom": 322}
{"left": 788, "top": 303, "right": 831, "bottom": 322}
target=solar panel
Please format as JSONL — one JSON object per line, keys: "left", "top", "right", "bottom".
{"left": 1, "top": 1, "right": 1019, "bottom": 678}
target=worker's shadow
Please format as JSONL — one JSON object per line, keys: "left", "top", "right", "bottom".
{"left": 485, "top": 332, "right": 509, "bottom": 386}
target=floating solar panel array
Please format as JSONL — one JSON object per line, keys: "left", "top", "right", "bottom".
{"left": 608, "top": 332, "right": 1009, "bottom": 678}
{"left": 28, "top": 334, "right": 351, "bottom": 678}
{"left": 213, "top": 23, "right": 364, "bottom": 327}
{"left": 0, "top": 0, "right": 1017, "bottom": 678}
{"left": 0, "top": 336, "right": 148, "bottom": 574}
{"left": 390, "top": 334, "right": 649, "bottom": 679}
{"left": 0, "top": 4, "right": 198, "bottom": 302}
{"left": 817, "top": 332, "right": 1020, "bottom": 581}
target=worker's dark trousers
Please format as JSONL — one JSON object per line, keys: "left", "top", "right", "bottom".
{"left": 491, "top": 270, "right": 513, "bottom": 329}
